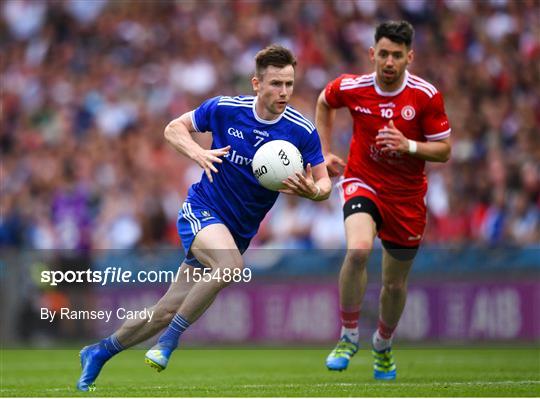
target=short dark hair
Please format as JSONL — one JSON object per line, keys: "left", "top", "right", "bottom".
{"left": 375, "top": 21, "right": 415, "bottom": 48}
{"left": 255, "top": 44, "right": 297, "bottom": 77}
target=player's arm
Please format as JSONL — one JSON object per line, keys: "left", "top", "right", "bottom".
{"left": 409, "top": 137, "right": 450, "bottom": 162}
{"left": 310, "top": 162, "right": 332, "bottom": 201}
{"left": 315, "top": 89, "right": 346, "bottom": 176}
{"left": 164, "top": 111, "right": 230, "bottom": 182}
{"left": 280, "top": 162, "right": 332, "bottom": 201}
{"left": 376, "top": 120, "right": 451, "bottom": 162}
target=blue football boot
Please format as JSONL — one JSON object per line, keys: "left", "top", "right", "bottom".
{"left": 325, "top": 336, "right": 359, "bottom": 371}
{"left": 76, "top": 343, "right": 112, "bottom": 391}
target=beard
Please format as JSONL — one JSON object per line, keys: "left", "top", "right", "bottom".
{"left": 381, "top": 68, "right": 400, "bottom": 84}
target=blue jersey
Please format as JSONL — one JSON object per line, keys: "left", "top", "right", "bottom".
{"left": 187, "top": 95, "right": 324, "bottom": 240}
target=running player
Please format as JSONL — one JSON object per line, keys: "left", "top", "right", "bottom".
{"left": 316, "top": 21, "right": 451, "bottom": 380}
{"left": 76, "top": 44, "right": 331, "bottom": 391}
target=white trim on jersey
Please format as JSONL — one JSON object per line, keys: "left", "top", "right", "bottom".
{"left": 219, "top": 95, "right": 255, "bottom": 104}
{"left": 341, "top": 81, "right": 374, "bottom": 91}
{"left": 218, "top": 96, "right": 255, "bottom": 108}
{"left": 341, "top": 79, "right": 372, "bottom": 86}
{"left": 217, "top": 102, "right": 253, "bottom": 108}
{"left": 406, "top": 82, "right": 434, "bottom": 98}
{"left": 408, "top": 75, "right": 437, "bottom": 96}
{"left": 341, "top": 74, "right": 373, "bottom": 83}
{"left": 282, "top": 113, "right": 313, "bottom": 133}
{"left": 341, "top": 76, "right": 373, "bottom": 84}
{"left": 341, "top": 73, "right": 374, "bottom": 82}
{"left": 374, "top": 71, "right": 409, "bottom": 97}
{"left": 190, "top": 111, "right": 201, "bottom": 132}
{"left": 340, "top": 74, "right": 374, "bottom": 91}
{"left": 285, "top": 106, "right": 316, "bottom": 131}
{"left": 406, "top": 74, "right": 438, "bottom": 98}
{"left": 425, "top": 128, "right": 451, "bottom": 141}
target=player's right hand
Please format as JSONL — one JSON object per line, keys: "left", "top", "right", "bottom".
{"left": 324, "top": 152, "right": 346, "bottom": 177}
{"left": 194, "top": 145, "right": 230, "bottom": 183}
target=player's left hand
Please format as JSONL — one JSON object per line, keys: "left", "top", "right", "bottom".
{"left": 375, "top": 120, "right": 409, "bottom": 154}
{"left": 279, "top": 163, "right": 319, "bottom": 199}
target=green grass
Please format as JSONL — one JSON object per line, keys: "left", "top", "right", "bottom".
{"left": 1, "top": 347, "right": 539, "bottom": 396}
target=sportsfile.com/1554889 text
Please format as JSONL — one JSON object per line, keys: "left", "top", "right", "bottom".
{"left": 40, "top": 266, "right": 253, "bottom": 286}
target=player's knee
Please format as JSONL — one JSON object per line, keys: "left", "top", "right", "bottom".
{"left": 382, "top": 280, "right": 407, "bottom": 296}
{"left": 345, "top": 246, "right": 371, "bottom": 267}
{"left": 215, "top": 264, "right": 244, "bottom": 289}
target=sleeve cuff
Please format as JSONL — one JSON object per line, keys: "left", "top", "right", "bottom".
{"left": 424, "top": 128, "right": 451, "bottom": 141}
{"left": 190, "top": 111, "right": 201, "bottom": 132}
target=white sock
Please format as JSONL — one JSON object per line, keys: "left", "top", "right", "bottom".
{"left": 372, "top": 330, "right": 392, "bottom": 351}
{"left": 341, "top": 326, "right": 359, "bottom": 344}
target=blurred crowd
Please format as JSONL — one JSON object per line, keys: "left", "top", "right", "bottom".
{"left": 1, "top": 0, "right": 539, "bottom": 251}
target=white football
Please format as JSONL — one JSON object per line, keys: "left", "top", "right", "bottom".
{"left": 252, "top": 140, "right": 304, "bottom": 191}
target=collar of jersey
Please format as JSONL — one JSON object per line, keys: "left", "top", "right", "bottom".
{"left": 373, "top": 70, "right": 409, "bottom": 97}
{"left": 252, "top": 97, "right": 284, "bottom": 124}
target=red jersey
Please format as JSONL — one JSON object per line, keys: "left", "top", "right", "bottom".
{"left": 325, "top": 71, "right": 450, "bottom": 198}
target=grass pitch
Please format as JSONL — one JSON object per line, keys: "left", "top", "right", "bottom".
{"left": 1, "top": 347, "right": 539, "bottom": 397}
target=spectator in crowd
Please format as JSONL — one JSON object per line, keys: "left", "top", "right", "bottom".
{"left": 1, "top": 0, "right": 539, "bottom": 250}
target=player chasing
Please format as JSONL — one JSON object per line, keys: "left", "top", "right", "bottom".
{"left": 316, "top": 21, "right": 451, "bottom": 380}
{"left": 76, "top": 45, "right": 331, "bottom": 391}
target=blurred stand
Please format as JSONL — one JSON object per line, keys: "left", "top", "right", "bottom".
{"left": 1, "top": 0, "right": 539, "bottom": 252}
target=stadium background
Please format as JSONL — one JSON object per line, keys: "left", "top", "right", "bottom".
{"left": 1, "top": 0, "right": 539, "bottom": 349}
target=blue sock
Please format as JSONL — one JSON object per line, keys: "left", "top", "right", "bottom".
{"left": 100, "top": 334, "right": 124, "bottom": 358}
{"left": 157, "top": 314, "right": 190, "bottom": 350}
